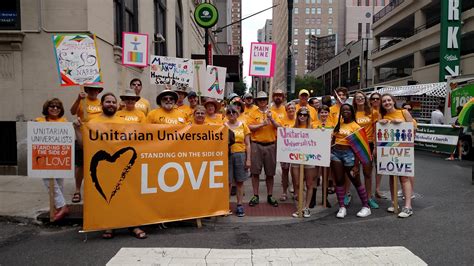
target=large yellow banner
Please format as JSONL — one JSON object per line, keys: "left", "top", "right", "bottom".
{"left": 82, "top": 123, "right": 229, "bottom": 232}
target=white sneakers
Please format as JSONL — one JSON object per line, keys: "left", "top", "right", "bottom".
{"left": 336, "top": 207, "right": 347, "bottom": 218}
{"left": 357, "top": 207, "right": 371, "bottom": 217}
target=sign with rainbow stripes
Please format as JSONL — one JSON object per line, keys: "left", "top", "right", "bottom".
{"left": 249, "top": 42, "right": 276, "bottom": 77}
{"left": 122, "top": 32, "right": 148, "bottom": 67}
{"left": 52, "top": 34, "right": 102, "bottom": 86}
{"left": 376, "top": 122, "right": 415, "bottom": 177}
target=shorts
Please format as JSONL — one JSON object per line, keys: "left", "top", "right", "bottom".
{"left": 291, "top": 164, "right": 314, "bottom": 169}
{"left": 250, "top": 142, "right": 276, "bottom": 176}
{"left": 228, "top": 152, "right": 248, "bottom": 183}
{"left": 75, "top": 142, "right": 83, "bottom": 167}
{"left": 330, "top": 148, "right": 355, "bottom": 167}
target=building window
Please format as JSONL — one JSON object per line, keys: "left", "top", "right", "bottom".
{"left": 114, "top": 0, "right": 138, "bottom": 46}
{"left": 175, "top": 0, "right": 183, "bottom": 58}
{"left": 328, "top": 17, "right": 333, "bottom": 24}
{"left": 357, "top": 0, "right": 362, "bottom": 6}
{"left": 294, "top": 18, "right": 299, "bottom": 24}
{"left": 317, "top": 7, "right": 321, "bottom": 14}
{"left": 294, "top": 7, "right": 298, "bottom": 14}
{"left": 305, "top": 59, "right": 307, "bottom": 66}
{"left": 294, "top": 0, "right": 298, "bottom": 3}
{"left": 306, "top": 8, "right": 310, "bottom": 14}
{"left": 305, "top": 18, "right": 310, "bottom": 24}
{"left": 311, "top": 8, "right": 315, "bottom": 14}
{"left": 328, "top": 7, "right": 332, "bottom": 14}
{"left": 295, "top": 60, "right": 298, "bottom": 66}
{"left": 358, "top": 23, "right": 362, "bottom": 40}
{"left": 0, "top": 1, "right": 21, "bottom": 30}
{"left": 311, "top": 0, "right": 316, "bottom": 3}
{"left": 305, "top": 0, "right": 310, "bottom": 3}
{"left": 381, "top": 0, "right": 385, "bottom": 5}
{"left": 328, "top": 0, "right": 332, "bottom": 3}
{"left": 366, "top": 23, "right": 370, "bottom": 37}
{"left": 318, "top": 0, "right": 322, "bottom": 3}
{"left": 311, "top": 18, "right": 315, "bottom": 24}
{"left": 305, "top": 39, "right": 309, "bottom": 45}
{"left": 366, "top": 0, "right": 370, "bottom": 6}
{"left": 328, "top": 28, "right": 333, "bottom": 34}
{"left": 311, "top": 29, "right": 315, "bottom": 35}
{"left": 316, "top": 18, "right": 321, "bottom": 24}
{"left": 305, "top": 28, "right": 310, "bottom": 35}
{"left": 316, "top": 28, "right": 321, "bottom": 35}
{"left": 294, "top": 28, "right": 299, "bottom": 35}
{"left": 154, "top": 0, "right": 167, "bottom": 56}
{"left": 294, "top": 39, "right": 299, "bottom": 45}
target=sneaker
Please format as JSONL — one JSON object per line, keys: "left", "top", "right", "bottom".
{"left": 336, "top": 207, "right": 347, "bottom": 219}
{"left": 343, "top": 193, "right": 352, "bottom": 206}
{"left": 303, "top": 208, "right": 311, "bottom": 218}
{"left": 249, "top": 195, "right": 259, "bottom": 207}
{"left": 236, "top": 205, "right": 245, "bottom": 217}
{"left": 292, "top": 211, "right": 300, "bottom": 218}
{"left": 387, "top": 204, "right": 399, "bottom": 213}
{"left": 398, "top": 207, "right": 413, "bottom": 218}
{"left": 356, "top": 207, "right": 371, "bottom": 217}
{"left": 368, "top": 198, "right": 379, "bottom": 209}
{"left": 267, "top": 196, "right": 279, "bottom": 207}
{"left": 397, "top": 190, "right": 403, "bottom": 197}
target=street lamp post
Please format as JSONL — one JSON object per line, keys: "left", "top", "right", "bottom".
{"left": 287, "top": 0, "right": 293, "bottom": 96}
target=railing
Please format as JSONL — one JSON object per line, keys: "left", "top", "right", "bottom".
{"left": 373, "top": 0, "right": 405, "bottom": 24}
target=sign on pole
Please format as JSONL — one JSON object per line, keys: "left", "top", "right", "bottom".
{"left": 199, "top": 65, "right": 227, "bottom": 99}
{"left": 415, "top": 123, "right": 462, "bottom": 154}
{"left": 150, "top": 56, "right": 194, "bottom": 90}
{"left": 52, "top": 34, "right": 102, "bottom": 86}
{"left": 276, "top": 127, "right": 332, "bottom": 167}
{"left": 27, "top": 122, "right": 75, "bottom": 178}
{"left": 439, "top": 0, "right": 462, "bottom": 81}
{"left": 249, "top": 42, "right": 276, "bottom": 77}
{"left": 122, "top": 32, "right": 149, "bottom": 67}
{"left": 376, "top": 122, "right": 415, "bottom": 177}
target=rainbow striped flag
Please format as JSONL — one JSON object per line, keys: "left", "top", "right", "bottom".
{"left": 128, "top": 51, "right": 143, "bottom": 63}
{"left": 346, "top": 128, "right": 372, "bottom": 165}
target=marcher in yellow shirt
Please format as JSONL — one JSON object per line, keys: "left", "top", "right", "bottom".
{"left": 328, "top": 87, "right": 350, "bottom": 125}
{"left": 204, "top": 98, "right": 224, "bottom": 125}
{"left": 295, "top": 89, "right": 318, "bottom": 123}
{"left": 147, "top": 90, "right": 187, "bottom": 125}
{"left": 116, "top": 89, "right": 146, "bottom": 123}
{"left": 70, "top": 85, "right": 103, "bottom": 123}
{"left": 128, "top": 78, "right": 150, "bottom": 115}
{"left": 242, "top": 92, "right": 259, "bottom": 120}
{"left": 270, "top": 89, "right": 287, "bottom": 121}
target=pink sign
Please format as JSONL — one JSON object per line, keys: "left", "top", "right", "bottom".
{"left": 249, "top": 42, "right": 276, "bottom": 77}
{"left": 122, "top": 32, "right": 149, "bottom": 67}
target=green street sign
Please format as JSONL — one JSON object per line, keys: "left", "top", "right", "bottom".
{"left": 194, "top": 3, "right": 219, "bottom": 28}
{"left": 439, "top": 0, "right": 462, "bottom": 81}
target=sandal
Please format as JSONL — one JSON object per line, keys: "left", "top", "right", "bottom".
{"left": 130, "top": 227, "right": 147, "bottom": 239}
{"left": 72, "top": 192, "right": 81, "bottom": 203}
{"left": 279, "top": 194, "right": 288, "bottom": 201}
{"left": 102, "top": 230, "right": 114, "bottom": 239}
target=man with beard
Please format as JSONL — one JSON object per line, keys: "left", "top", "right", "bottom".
{"left": 147, "top": 90, "right": 187, "bottom": 124}
{"left": 270, "top": 89, "right": 286, "bottom": 121}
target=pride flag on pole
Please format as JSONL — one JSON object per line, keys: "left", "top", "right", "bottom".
{"left": 347, "top": 128, "right": 372, "bottom": 165}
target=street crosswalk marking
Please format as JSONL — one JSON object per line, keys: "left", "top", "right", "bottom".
{"left": 107, "top": 247, "right": 427, "bottom": 265}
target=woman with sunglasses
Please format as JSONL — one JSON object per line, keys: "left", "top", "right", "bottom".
{"left": 225, "top": 105, "right": 251, "bottom": 217}
{"left": 311, "top": 105, "right": 335, "bottom": 208}
{"left": 332, "top": 104, "right": 371, "bottom": 218}
{"left": 278, "top": 102, "right": 297, "bottom": 201}
{"left": 354, "top": 91, "right": 379, "bottom": 209}
{"left": 379, "top": 94, "right": 414, "bottom": 218}
{"left": 35, "top": 98, "right": 69, "bottom": 221}
{"left": 291, "top": 107, "right": 316, "bottom": 218}
{"left": 369, "top": 92, "right": 385, "bottom": 199}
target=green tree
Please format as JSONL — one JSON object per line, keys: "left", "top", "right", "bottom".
{"left": 233, "top": 81, "right": 247, "bottom": 97}
{"left": 293, "top": 75, "right": 324, "bottom": 99}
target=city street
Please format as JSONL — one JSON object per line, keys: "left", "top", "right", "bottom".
{"left": 0, "top": 151, "right": 472, "bottom": 265}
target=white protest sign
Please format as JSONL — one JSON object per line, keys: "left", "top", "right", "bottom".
{"left": 249, "top": 42, "right": 276, "bottom": 77}
{"left": 150, "top": 56, "right": 194, "bottom": 90}
{"left": 277, "top": 127, "right": 332, "bottom": 167}
{"left": 122, "top": 32, "right": 148, "bottom": 67}
{"left": 376, "top": 122, "right": 415, "bottom": 177}
{"left": 199, "top": 65, "right": 227, "bottom": 99}
{"left": 27, "top": 122, "right": 75, "bottom": 178}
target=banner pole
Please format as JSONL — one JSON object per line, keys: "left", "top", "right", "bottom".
{"left": 81, "top": 85, "right": 87, "bottom": 121}
{"left": 268, "top": 77, "right": 274, "bottom": 98}
{"left": 298, "top": 164, "right": 304, "bottom": 218}
{"left": 49, "top": 178, "right": 55, "bottom": 222}
{"left": 323, "top": 168, "right": 327, "bottom": 208}
{"left": 393, "top": 175, "right": 399, "bottom": 214}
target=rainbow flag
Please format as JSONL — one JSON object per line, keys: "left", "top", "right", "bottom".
{"left": 346, "top": 128, "right": 372, "bottom": 165}
{"left": 128, "top": 51, "right": 143, "bottom": 63}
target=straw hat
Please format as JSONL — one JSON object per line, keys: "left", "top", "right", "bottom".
{"left": 120, "top": 88, "right": 140, "bottom": 101}
{"left": 156, "top": 90, "right": 178, "bottom": 105}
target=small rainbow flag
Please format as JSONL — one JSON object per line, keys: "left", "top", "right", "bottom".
{"left": 347, "top": 128, "right": 372, "bottom": 165}
{"left": 128, "top": 51, "right": 143, "bottom": 63}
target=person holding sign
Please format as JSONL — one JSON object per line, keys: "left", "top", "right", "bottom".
{"left": 247, "top": 91, "right": 281, "bottom": 207}
{"left": 369, "top": 92, "right": 385, "bottom": 199}
{"left": 35, "top": 98, "right": 69, "bottom": 221}
{"left": 225, "top": 105, "right": 251, "bottom": 217}
{"left": 379, "top": 94, "right": 414, "bottom": 218}
{"left": 147, "top": 90, "right": 187, "bottom": 124}
{"left": 70, "top": 84, "right": 103, "bottom": 204}
{"left": 116, "top": 89, "right": 146, "bottom": 123}
{"left": 331, "top": 104, "right": 371, "bottom": 219}
{"left": 353, "top": 91, "right": 379, "bottom": 209}
{"left": 290, "top": 107, "right": 317, "bottom": 218}
{"left": 278, "top": 102, "right": 297, "bottom": 201}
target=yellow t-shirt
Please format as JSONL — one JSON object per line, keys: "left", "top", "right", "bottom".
{"left": 334, "top": 121, "right": 361, "bottom": 146}
{"left": 227, "top": 122, "right": 250, "bottom": 153}
{"left": 243, "top": 105, "right": 258, "bottom": 120}
{"left": 383, "top": 109, "right": 406, "bottom": 121}
{"left": 279, "top": 115, "right": 296, "bottom": 128}
{"left": 177, "top": 104, "right": 194, "bottom": 118}
{"left": 116, "top": 109, "right": 146, "bottom": 123}
{"left": 271, "top": 104, "right": 287, "bottom": 121}
{"left": 205, "top": 113, "right": 224, "bottom": 125}
{"left": 246, "top": 108, "right": 279, "bottom": 143}
{"left": 77, "top": 98, "right": 102, "bottom": 122}
{"left": 135, "top": 98, "right": 151, "bottom": 115}
{"left": 356, "top": 111, "right": 375, "bottom": 142}
{"left": 295, "top": 103, "right": 318, "bottom": 123}
{"left": 89, "top": 115, "right": 125, "bottom": 124}
{"left": 35, "top": 117, "right": 68, "bottom": 122}
{"left": 146, "top": 108, "right": 187, "bottom": 124}
{"left": 328, "top": 104, "right": 341, "bottom": 125}
{"left": 313, "top": 119, "right": 335, "bottom": 129}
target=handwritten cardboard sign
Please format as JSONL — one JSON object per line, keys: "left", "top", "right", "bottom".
{"left": 150, "top": 56, "right": 194, "bottom": 90}
{"left": 249, "top": 42, "right": 276, "bottom": 77}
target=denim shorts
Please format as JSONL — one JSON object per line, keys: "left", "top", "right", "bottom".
{"left": 330, "top": 148, "right": 355, "bottom": 167}
{"left": 228, "top": 152, "right": 249, "bottom": 183}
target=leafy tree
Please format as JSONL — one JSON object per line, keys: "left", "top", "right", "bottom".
{"left": 294, "top": 75, "right": 324, "bottom": 97}
{"left": 233, "top": 81, "right": 247, "bottom": 97}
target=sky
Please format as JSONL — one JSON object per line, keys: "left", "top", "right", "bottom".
{"left": 241, "top": 0, "right": 273, "bottom": 88}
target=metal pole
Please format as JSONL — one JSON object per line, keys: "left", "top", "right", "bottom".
{"left": 204, "top": 29, "right": 209, "bottom": 65}
{"left": 287, "top": 0, "right": 293, "bottom": 97}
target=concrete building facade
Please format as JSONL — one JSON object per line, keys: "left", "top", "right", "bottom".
{"left": 272, "top": 0, "right": 289, "bottom": 91}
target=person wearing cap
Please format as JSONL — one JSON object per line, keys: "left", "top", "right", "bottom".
{"left": 270, "top": 89, "right": 286, "bottom": 121}
{"left": 246, "top": 91, "right": 281, "bottom": 207}
{"left": 116, "top": 89, "right": 146, "bottom": 123}
{"left": 204, "top": 98, "right": 224, "bottom": 125}
{"left": 147, "top": 90, "right": 187, "bottom": 124}
{"left": 70, "top": 84, "right": 103, "bottom": 204}
{"left": 129, "top": 78, "right": 150, "bottom": 115}
{"left": 296, "top": 89, "right": 318, "bottom": 124}
{"left": 242, "top": 92, "right": 258, "bottom": 119}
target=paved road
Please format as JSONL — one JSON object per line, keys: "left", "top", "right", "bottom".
{"left": 0, "top": 151, "right": 472, "bottom": 265}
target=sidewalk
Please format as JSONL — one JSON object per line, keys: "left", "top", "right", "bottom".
{"left": 0, "top": 166, "right": 338, "bottom": 226}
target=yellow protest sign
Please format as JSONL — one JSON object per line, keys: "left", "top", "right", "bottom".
{"left": 82, "top": 123, "right": 229, "bottom": 232}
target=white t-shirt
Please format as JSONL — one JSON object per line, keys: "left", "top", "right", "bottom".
{"left": 430, "top": 109, "right": 444, "bottom": 124}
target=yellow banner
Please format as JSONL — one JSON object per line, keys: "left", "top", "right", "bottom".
{"left": 82, "top": 123, "right": 229, "bottom": 232}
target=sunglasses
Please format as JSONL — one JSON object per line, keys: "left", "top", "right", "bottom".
{"left": 298, "top": 113, "right": 309, "bottom": 117}
{"left": 162, "top": 96, "right": 174, "bottom": 101}
{"left": 48, "top": 105, "right": 61, "bottom": 109}
{"left": 131, "top": 83, "right": 142, "bottom": 86}
{"left": 194, "top": 112, "right": 205, "bottom": 116}
{"left": 226, "top": 110, "right": 237, "bottom": 115}
{"left": 370, "top": 98, "right": 380, "bottom": 101}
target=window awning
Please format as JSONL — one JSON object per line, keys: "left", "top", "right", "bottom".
{"left": 377, "top": 83, "right": 447, "bottom": 97}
